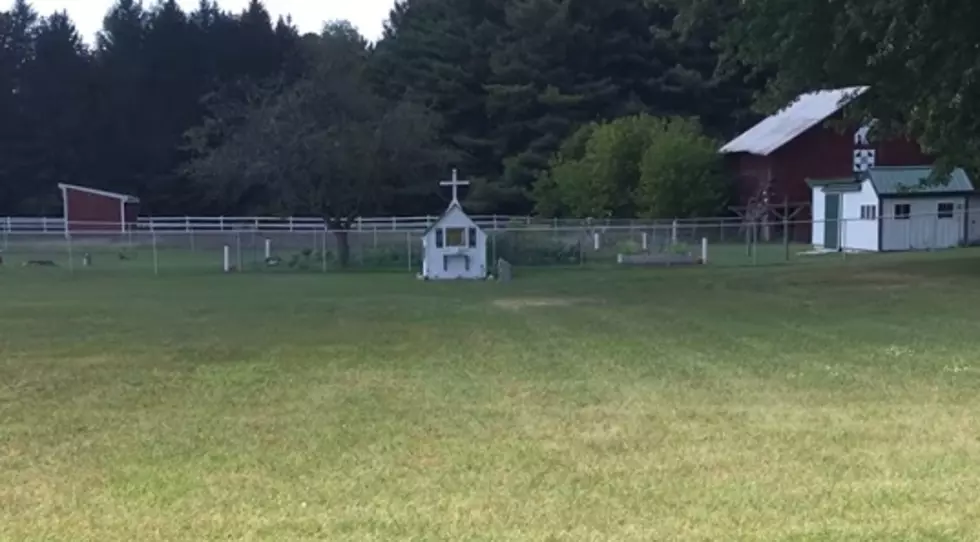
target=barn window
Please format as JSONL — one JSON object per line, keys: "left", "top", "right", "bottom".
{"left": 467, "top": 228, "right": 477, "bottom": 247}
{"left": 445, "top": 227, "right": 465, "bottom": 247}
{"left": 894, "top": 204, "right": 911, "bottom": 220}
{"left": 860, "top": 205, "right": 877, "bottom": 220}
{"left": 938, "top": 202, "right": 955, "bottom": 219}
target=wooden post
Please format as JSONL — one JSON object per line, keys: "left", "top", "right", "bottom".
{"left": 701, "top": 237, "right": 708, "bottom": 264}
{"left": 223, "top": 245, "right": 230, "bottom": 272}
{"left": 641, "top": 231, "right": 649, "bottom": 251}
{"left": 264, "top": 238, "right": 272, "bottom": 259}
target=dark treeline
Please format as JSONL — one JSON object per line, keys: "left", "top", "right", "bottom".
{"left": 1, "top": 0, "right": 767, "bottom": 218}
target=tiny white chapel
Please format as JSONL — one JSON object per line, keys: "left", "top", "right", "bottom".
{"left": 421, "top": 170, "right": 488, "bottom": 280}
{"left": 809, "top": 166, "right": 980, "bottom": 252}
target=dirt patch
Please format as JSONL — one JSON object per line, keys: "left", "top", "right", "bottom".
{"left": 492, "top": 297, "right": 590, "bottom": 310}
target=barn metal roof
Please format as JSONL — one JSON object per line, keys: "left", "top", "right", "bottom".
{"left": 865, "top": 166, "right": 975, "bottom": 196}
{"left": 58, "top": 183, "right": 140, "bottom": 203}
{"left": 720, "top": 86, "right": 870, "bottom": 156}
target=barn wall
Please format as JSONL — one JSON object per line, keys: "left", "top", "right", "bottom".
{"left": 772, "top": 126, "right": 930, "bottom": 207}
{"left": 124, "top": 202, "right": 139, "bottom": 225}
{"left": 65, "top": 190, "right": 124, "bottom": 232}
{"left": 880, "top": 196, "right": 966, "bottom": 251}
{"left": 840, "top": 180, "right": 879, "bottom": 251}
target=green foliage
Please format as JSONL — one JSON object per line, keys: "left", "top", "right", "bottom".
{"left": 535, "top": 114, "right": 726, "bottom": 218}
{"left": 636, "top": 117, "right": 727, "bottom": 218}
{"left": 183, "top": 24, "right": 449, "bottom": 265}
{"left": 690, "top": 0, "right": 978, "bottom": 172}
{"left": 490, "top": 232, "right": 582, "bottom": 266}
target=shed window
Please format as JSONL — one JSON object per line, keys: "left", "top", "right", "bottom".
{"left": 468, "top": 227, "right": 477, "bottom": 247}
{"left": 938, "top": 202, "right": 955, "bottom": 219}
{"left": 445, "top": 227, "right": 465, "bottom": 247}
{"left": 894, "top": 204, "right": 911, "bottom": 220}
{"left": 435, "top": 229, "right": 444, "bottom": 248}
{"left": 860, "top": 205, "right": 877, "bottom": 220}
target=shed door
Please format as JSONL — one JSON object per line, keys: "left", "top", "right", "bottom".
{"left": 824, "top": 194, "right": 841, "bottom": 250}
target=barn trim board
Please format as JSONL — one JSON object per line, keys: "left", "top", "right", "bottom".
{"left": 808, "top": 166, "right": 976, "bottom": 252}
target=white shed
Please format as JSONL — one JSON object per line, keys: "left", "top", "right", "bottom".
{"left": 809, "top": 166, "right": 977, "bottom": 252}
{"left": 421, "top": 203, "right": 488, "bottom": 279}
{"left": 420, "top": 169, "right": 488, "bottom": 280}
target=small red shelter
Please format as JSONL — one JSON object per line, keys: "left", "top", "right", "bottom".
{"left": 721, "top": 86, "right": 931, "bottom": 238}
{"left": 58, "top": 183, "right": 140, "bottom": 234}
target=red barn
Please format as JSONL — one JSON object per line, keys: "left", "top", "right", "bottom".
{"left": 720, "top": 86, "right": 930, "bottom": 238}
{"left": 58, "top": 183, "right": 140, "bottom": 234}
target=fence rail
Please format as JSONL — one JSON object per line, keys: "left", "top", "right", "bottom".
{"left": 0, "top": 214, "right": 745, "bottom": 234}
{"left": 0, "top": 214, "right": 925, "bottom": 275}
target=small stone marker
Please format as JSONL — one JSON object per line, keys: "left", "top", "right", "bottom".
{"left": 83, "top": 252, "right": 92, "bottom": 267}
{"left": 497, "top": 258, "right": 512, "bottom": 282}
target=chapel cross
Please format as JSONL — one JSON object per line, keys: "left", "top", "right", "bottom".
{"left": 440, "top": 168, "right": 470, "bottom": 204}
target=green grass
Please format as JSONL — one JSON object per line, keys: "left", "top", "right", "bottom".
{"left": 3, "top": 250, "right": 980, "bottom": 540}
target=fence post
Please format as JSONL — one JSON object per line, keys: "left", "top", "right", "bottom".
{"left": 152, "top": 230, "right": 159, "bottom": 276}
{"left": 406, "top": 231, "right": 413, "bottom": 272}
{"left": 236, "top": 231, "right": 243, "bottom": 271}
{"left": 322, "top": 227, "right": 328, "bottom": 273}
{"left": 671, "top": 219, "right": 679, "bottom": 245}
{"left": 641, "top": 231, "right": 649, "bottom": 251}
{"left": 783, "top": 198, "right": 790, "bottom": 262}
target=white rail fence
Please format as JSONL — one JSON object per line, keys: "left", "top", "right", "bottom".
{"left": 0, "top": 214, "right": 744, "bottom": 234}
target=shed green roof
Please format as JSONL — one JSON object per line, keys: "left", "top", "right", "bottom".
{"left": 805, "top": 177, "right": 862, "bottom": 193}
{"left": 865, "top": 166, "right": 974, "bottom": 196}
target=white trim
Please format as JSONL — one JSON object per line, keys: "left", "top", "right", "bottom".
{"left": 57, "top": 183, "right": 140, "bottom": 203}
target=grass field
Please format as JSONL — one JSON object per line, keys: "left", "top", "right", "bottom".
{"left": 3, "top": 250, "right": 980, "bottom": 540}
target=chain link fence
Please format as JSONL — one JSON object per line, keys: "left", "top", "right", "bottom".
{"left": 0, "top": 212, "right": 963, "bottom": 276}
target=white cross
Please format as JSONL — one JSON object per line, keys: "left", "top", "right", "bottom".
{"left": 439, "top": 169, "right": 470, "bottom": 204}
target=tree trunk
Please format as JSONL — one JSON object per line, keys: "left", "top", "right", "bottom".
{"left": 333, "top": 229, "right": 350, "bottom": 268}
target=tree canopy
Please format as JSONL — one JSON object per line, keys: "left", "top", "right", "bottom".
{"left": 682, "top": 0, "right": 978, "bottom": 171}
{"left": 1, "top": 0, "right": 768, "bottom": 218}
{"left": 533, "top": 114, "right": 727, "bottom": 219}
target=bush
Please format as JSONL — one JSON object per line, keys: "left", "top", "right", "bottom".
{"left": 491, "top": 234, "right": 581, "bottom": 265}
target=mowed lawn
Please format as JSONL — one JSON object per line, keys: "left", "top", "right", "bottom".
{"left": 3, "top": 253, "right": 980, "bottom": 541}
